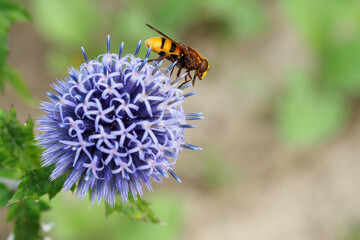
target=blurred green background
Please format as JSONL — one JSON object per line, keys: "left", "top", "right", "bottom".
{"left": 2, "top": 0, "right": 360, "bottom": 239}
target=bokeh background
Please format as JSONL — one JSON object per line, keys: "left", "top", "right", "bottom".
{"left": 1, "top": 0, "right": 360, "bottom": 239}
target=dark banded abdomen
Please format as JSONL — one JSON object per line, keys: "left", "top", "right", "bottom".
{"left": 145, "top": 37, "right": 182, "bottom": 60}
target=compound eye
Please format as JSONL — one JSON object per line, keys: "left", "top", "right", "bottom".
{"left": 199, "top": 59, "right": 209, "bottom": 73}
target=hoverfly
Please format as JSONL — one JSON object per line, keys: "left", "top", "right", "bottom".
{"left": 145, "top": 24, "right": 209, "bottom": 88}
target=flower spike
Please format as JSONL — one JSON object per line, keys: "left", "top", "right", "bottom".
{"left": 81, "top": 47, "right": 89, "bottom": 63}
{"left": 164, "top": 61, "right": 177, "bottom": 75}
{"left": 118, "top": 42, "right": 124, "bottom": 59}
{"left": 134, "top": 40, "right": 141, "bottom": 57}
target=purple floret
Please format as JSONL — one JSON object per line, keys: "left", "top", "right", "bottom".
{"left": 37, "top": 36, "right": 202, "bottom": 205}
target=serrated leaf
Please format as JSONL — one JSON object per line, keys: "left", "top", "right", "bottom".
{"left": 105, "top": 196, "right": 161, "bottom": 224}
{"left": 8, "top": 166, "right": 67, "bottom": 205}
{"left": 7, "top": 198, "right": 50, "bottom": 240}
{"left": 0, "top": 107, "right": 42, "bottom": 170}
{"left": 0, "top": 182, "right": 13, "bottom": 207}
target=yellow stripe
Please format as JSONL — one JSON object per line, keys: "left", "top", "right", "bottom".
{"left": 145, "top": 37, "right": 182, "bottom": 56}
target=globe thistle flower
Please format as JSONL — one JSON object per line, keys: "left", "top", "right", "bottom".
{"left": 37, "top": 36, "right": 203, "bottom": 205}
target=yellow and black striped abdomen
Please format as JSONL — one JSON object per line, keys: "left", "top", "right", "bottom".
{"left": 145, "top": 37, "right": 182, "bottom": 59}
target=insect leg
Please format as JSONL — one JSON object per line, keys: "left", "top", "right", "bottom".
{"left": 187, "top": 71, "right": 192, "bottom": 80}
{"left": 169, "top": 55, "right": 177, "bottom": 77}
{"left": 192, "top": 74, "right": 197, "bottom": 87}
{"left": 147, "top": 56, "right": 166, "bottom": 62}
{"left": 176, "top": 68, "right": 182, "bottom": 78}
{"left": 168, "top": 55, "right": 176, "bottom": 62}
{"left": 178, "top": 71, "right": 192, "bottom": 89}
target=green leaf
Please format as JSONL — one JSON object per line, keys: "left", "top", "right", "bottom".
{"left": 7, "top": 198, "right": 50, "bottom": 240}
{"left": 8, "top": 166, "right": 67, "bottom": 204}
{"left": 0, "top": 182, "right": 14, "bottom": 207}
{"left": 5, "top": 64, "right": 38, "bottom": 105}
{"left": 277, "top": 71, "right": 348, "bottom": 146}
{"left": 0, "top": 107, "right": 42, "bottom": 170}
{"left": 0, "top": 0, "right": 31, "bottom": 93}
{"left": 105, "top": 196, "right": 161, "bottom": 224}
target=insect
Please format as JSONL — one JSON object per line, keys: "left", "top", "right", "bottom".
{"left": 145, "top": 24, "right": 209, "bottom": 88}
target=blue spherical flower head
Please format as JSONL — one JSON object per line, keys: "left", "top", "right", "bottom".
{"left": 37, "top": 36, "right": 203, "bottom": 205}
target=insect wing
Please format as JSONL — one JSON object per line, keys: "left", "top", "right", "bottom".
{"left": 146, "top": 24, "right": 178, "bottom": 43}
{"left": 146, "top": 24, "right": 188, "bottom": 53}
